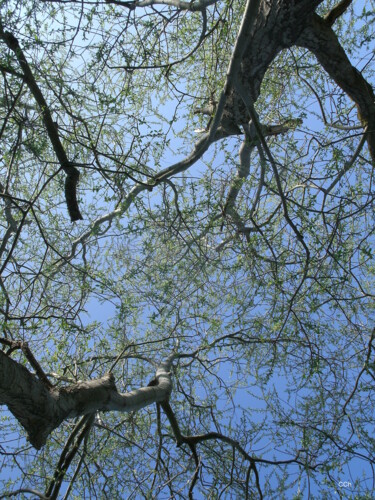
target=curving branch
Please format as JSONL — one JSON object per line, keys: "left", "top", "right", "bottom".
{"left": 223, "top": 121, "right": 292, "bottom": 217}
{"left": 106, "top": 0, "right": 217, "bottom": 11}
{"left": 0, "top": 489, "right": 48, "bottom": 499}
{"left": 0, "top": 24, "right": 83, "bottom": 221}
{"left": 324, "top": 0, "right": 353, "bottom": 27}
{"left": 0, "top": 348, "right": 175, "bottom": 449}
{"left": 160, "top": 400, "right": 306, "bottom": 498}
{"left": 43, "top": 0, "right": 217, "bottom": 11}
{"left": 297, "top": 14, "right": 375, "bottom": 163}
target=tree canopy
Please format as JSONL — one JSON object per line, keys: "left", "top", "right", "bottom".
{"left": 1, "top": 0, "right": 375, "bottom": 497}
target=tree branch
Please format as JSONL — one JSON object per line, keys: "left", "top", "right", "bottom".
{"left": 297, "top": 14, "right": 375, "bottom": 162}
{"left": 0, "top": 26, "right": 83, "bottom": 221}
{"left": 45, "top": 414, "right": 94, "bottom": 500}
{"left": 324, "top": 0, "right": 353, "bottom": 27}
{"left": 0, "top": 349, "right": 174, "bottom": 449}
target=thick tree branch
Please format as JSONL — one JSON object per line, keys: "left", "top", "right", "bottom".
{"left": 324, "top": 0, "right": 353, "bottom": 27}
{"left": 219, "top": 0, "right": 324, "bottom": 131}
{"left": 0, "top": 338, "right": 53, "bottom": 389}
{"left": 297, "top": 14, "right": 375, "bottom": 162}
{"left": 108, "top": 0, "right": 217, "bottom": 11}
{"left": 44, "top": 0, "right": 217, "bottom": 10}
{"left": 0, "top": 349, "right": 59, "bottom": 449}
{"left": 223, "top": 122, "right": 292, "bottom": 217}
{"left": 0, "top": 489, "right": 48, "bottom": 499}
{"left": 0, "top": 26, "right": 83, "bottom": 221}
{"left": 0, "top": 349, "right": 174, "bottom": 449}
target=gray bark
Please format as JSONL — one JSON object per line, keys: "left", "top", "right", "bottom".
{"left": 0, "top": 350, "right": 173, "bottom": 449}
{"left": 217, "top": 0, "right": 375, "bottom": 161}
{"left": 296, "top": 13, "right": 375, "bottom": 160}
{"left": 220, "top": 0, "right": 324, "bottom": 133}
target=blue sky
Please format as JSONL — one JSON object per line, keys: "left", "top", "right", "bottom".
{"left": 1, "top": 0, "right": 375, "bottom": 497}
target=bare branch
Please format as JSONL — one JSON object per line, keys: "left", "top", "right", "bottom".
{"left": 324, "top": 0, "right": 353, "bottom": 27}
{"left": 0, "top": 25, "right": 83, "bottom": 221}
{"left": 297, "top": 14, "right": 375, "bottom": 162}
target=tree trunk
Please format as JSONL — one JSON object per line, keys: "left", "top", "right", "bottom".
{"left": 220, "top": 0, "right": 375, "bottom": 162}
{"left": 220, "top": 0, "right": 324, "bottom": 131}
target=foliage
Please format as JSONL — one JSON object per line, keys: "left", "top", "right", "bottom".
{"left": 1, "top": 0, "right": 375, "bottom": 497}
